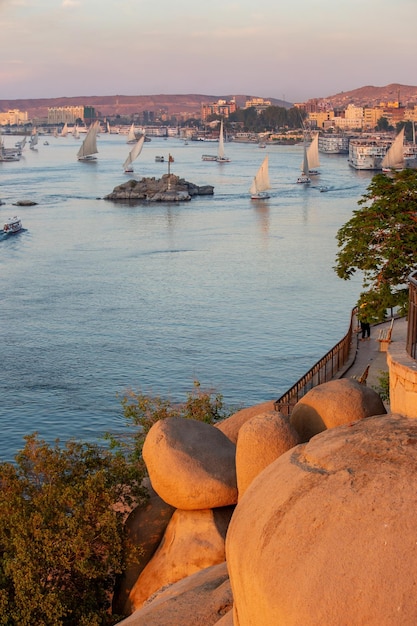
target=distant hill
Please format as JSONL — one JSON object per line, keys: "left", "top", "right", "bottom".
{"left": 322, "top": 83, "right": 417, "bottom": 108}
{"left": 1, "top": 85, "right": 417, "bottom": 120}
{"left": 0, "top": 94, "right": 289, "bottom": 120}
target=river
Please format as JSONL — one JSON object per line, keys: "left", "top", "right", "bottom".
{"left": 0, "top": 132, "right": 373, "bottom": 460}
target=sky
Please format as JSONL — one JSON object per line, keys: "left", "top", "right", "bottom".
{"left": 1, "top": 0, "right": 416, "bottom": 103}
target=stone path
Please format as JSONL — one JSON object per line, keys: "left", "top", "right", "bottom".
{"left": 340, "top": 316, "right": 407, "bottom": 408}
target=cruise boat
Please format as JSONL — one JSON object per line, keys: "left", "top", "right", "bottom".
{"left": 3, "top": 216, "right": 23, "bottom": 234}
{"left": 348, "top": 138, "right": 390, "bottom": 170}
{"left": 318, "top": 134, "right": 350, "bottom": 154}
{"left": 349, "top": 134, "right": 417, "bottom": 171}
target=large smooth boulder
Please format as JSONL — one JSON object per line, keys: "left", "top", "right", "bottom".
{"left": 290, "top": 378, "right": 386, "bottom": 442}
{"left": 117, "top": 562, "right": 232, "bottom": 626}
{"left": 112, "top": 479, "right": 175, "bottom": 615}
{"left": 127, "top": 506, "right": 234, "bottom": 611}
{"left": 227, "top": 413, "right": 417, "bottom": 625}
{"left": 216, "top": 401, "right": 276, "bottom": 444}
{"left": 143, "top": 417, "right": 237, "bottom": 510}
{"left": 236, "top": 411, "right": 299, "bottom": 497}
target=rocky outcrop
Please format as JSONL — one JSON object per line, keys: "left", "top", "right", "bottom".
{"left": 104, "top": 174, "right": 214, "bottom": 202}
{"left": 13, "top": 199, "right": 38, "bottom": 206}
{"left": 126, "top": 507, "right": 234, "bottom": 612}
{"left": 142, "top": 417, "right": 237, "bottom": 510}
{"left": 117, "top": 562, "right": 233, "bottom": 626}
{"left": 115, "top": 381, "right": 413, "bottom": 626}
{"left": 215, "top": 400, "right": 276, "bottom": 444}
{"left": 289, "top": 378, "right": 386, "bottom": 442}
{"left": 226, "top": 413, "right": 417, "bottom": 625}
{"left": 112, "top": 479, "right": 175, "bottom": 615}
{"left": 235, "top": 411, "right": 299, "bottom": 497}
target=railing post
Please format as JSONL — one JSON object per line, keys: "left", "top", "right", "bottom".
{"left": 274, "top": 307, "right": 358, "bottom": 414}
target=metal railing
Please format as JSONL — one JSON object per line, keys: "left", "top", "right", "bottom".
{"left": 406, "top": 270, "right": 417, "bottom": 359}
{"left": 274, "top": 307, "right": 358, "bottom": 416}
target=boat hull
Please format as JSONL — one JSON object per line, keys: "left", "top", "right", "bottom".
{"left": 4, "top": 217, "right": 22, "bottom": 234}
{"left": 251, "top": 192, "right": 270, "bottom": 200}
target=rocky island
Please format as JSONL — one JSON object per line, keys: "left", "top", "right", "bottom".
{"left": 104, "top": 174, "right": 214, "bottom": 203}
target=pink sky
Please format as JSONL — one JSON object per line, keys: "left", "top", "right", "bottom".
{"left": 1, "top": 0, "right": 415, "bottom": 102}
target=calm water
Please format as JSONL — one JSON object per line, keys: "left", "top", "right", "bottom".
{"left": 0, "top": 133, "right": 373, "bottom": 460}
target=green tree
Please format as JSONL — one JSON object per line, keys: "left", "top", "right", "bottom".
{"left": 376, "top": 116, "right": 391, "bottom": 131}
{"left": 115, "top": 381, "right": 234, "bottom": 464}
{"left": 0, "top": 435, "right": 146, "bottom": 626}
{"left": 334, "top": 169, "right": 417, "bottom": 321}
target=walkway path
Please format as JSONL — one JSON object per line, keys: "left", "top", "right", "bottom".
{"left": 339, "top": 316, "right": 407, "bottom": 404}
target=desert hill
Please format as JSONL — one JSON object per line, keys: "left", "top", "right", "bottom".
{"left": 1, "top": 85, "right": 417, "bottom": 120}
{"left": 323, "top": 83, "right": 417, "bottom": 108}
{"left": 0, "top": 94, "right": 287, "bottom": 120}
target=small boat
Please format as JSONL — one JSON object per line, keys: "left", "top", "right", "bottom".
{"left": 250, "top": 155, "right": 270, "bottom": 200}
{"left": 123, "top": 135, "right": 145, "bottom": 173}
{"left": 3, "top": 216, "right": 22, "bottom": 234}
{"left": 297, "top": 142, "right": 311, "bottom": 184}
{"left": 43, "top": 140, "right": 49, "bottom": 146}
{"left": 259, "top": 142, "right": 266, "bottom": 148}
{"left": 77, "top": 121, "right": 99, "bottom": 161}
{"left": 29, "top": 129, "right": 39, "bottom": 150}
{"left": 216, "top": 119, "right": 230, "bottom": 162}
{"left": 201, "top": 154, "right": 217, "bottom": 161}
{"left": 155, "top": 156, "right": 165, "bottom": 162}
{"left": 319, "top": 186, "right": 329, "bottom": 193}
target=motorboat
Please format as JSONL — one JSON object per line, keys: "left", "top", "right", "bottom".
{"left": 3, "top": 216, "right": 23, "bottom": 234}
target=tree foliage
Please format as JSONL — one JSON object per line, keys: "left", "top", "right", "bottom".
{"left": 0, "top": 383, "right": 232, "bottom": 624}
{"left": 114, "top": 380, "right": 234, "bottom": 464}
{"left": 334, "top": 169, "right": 417, "bottom": 321}
{"left": 0, "top": 435, "right": 146, "bottom": 626}
{"left": 229, "top": 105, "right": 305, "bottom": 132}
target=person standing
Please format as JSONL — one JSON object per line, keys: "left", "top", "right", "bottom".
{"left": 358, "top": 303, "right": 371, "bottom": 340}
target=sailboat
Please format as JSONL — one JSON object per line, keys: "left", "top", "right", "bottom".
{"left": 297, "top": 141, "right": 311, "bottom": 184}
{"left": 123, "top": 135, "right": 145, "bottom": 173}
{"left": 60, "top": 122, "right": 68, "bottom": 138}
{"left": 216, "top": 119, "right": 230, "bottom": 162}
{"left": 30, "top": 129, "right": 38, "bottom": 150}
{"left": 250, "top": 155, "right": 270, "bottom": 199}
{"left": 127, "top": 123, "right": 137, "bottom": 144}
{"left": 306, "top": 132, "right": 320, "bottom": 175}
{"left": 76, "top": 121, "right": 99, "bottom": 161}
{"left": 73, "top": 125, "right": 80, "bottom": 140}
{"left": 381, "top": 127, "right": 405, "bottom": 172}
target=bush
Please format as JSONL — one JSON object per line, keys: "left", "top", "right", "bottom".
{"left": 0, "top": 434, "right": 146, "bottom": 625}
{"left": 114, "top": 380, "right": 234, "bottom": 464}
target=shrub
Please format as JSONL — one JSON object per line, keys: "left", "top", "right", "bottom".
{"left": 0, "top": 434, "right": 146, "bottom": 625}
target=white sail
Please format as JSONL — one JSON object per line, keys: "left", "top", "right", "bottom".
{"left": 381, "top": 127, "right": 405, "bottom": 170}
{"left": 123, "top": 135, "right": 145, "bottom": 172}
{"left": 216, "top": 119, "right": 230, "bottom": 162}
{"left": 73, "top": 125, "right": 80, "bottom": 139}
{"left": 250, "top": 156, "right": 270, "bottom": 198}
{"left": 218, "top": 120, "right": 225, "bottom": 159}
{"left": 77, "top": 121, "right": 99, "bottom": 160}
{"left": 297, "top": 141, "right": 311, "bottom": 183}
{"left": 306, "top": 132, "right": 320, "bottom": 171}
{"left": 127, "top": 123, "right": 136, "bottom": 144}
{"left": 61, "top": 122, "right": 68, "bottom": 137}
{"left": 30, "top": 129, "right": 38, "bottom": 149}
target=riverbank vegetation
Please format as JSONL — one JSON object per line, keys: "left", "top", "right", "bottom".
{"left": 334, "top": 169, "right": 417, "bottom": 321}
{"left": 0, "top": 383, "right": 230, "bottom": 625}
